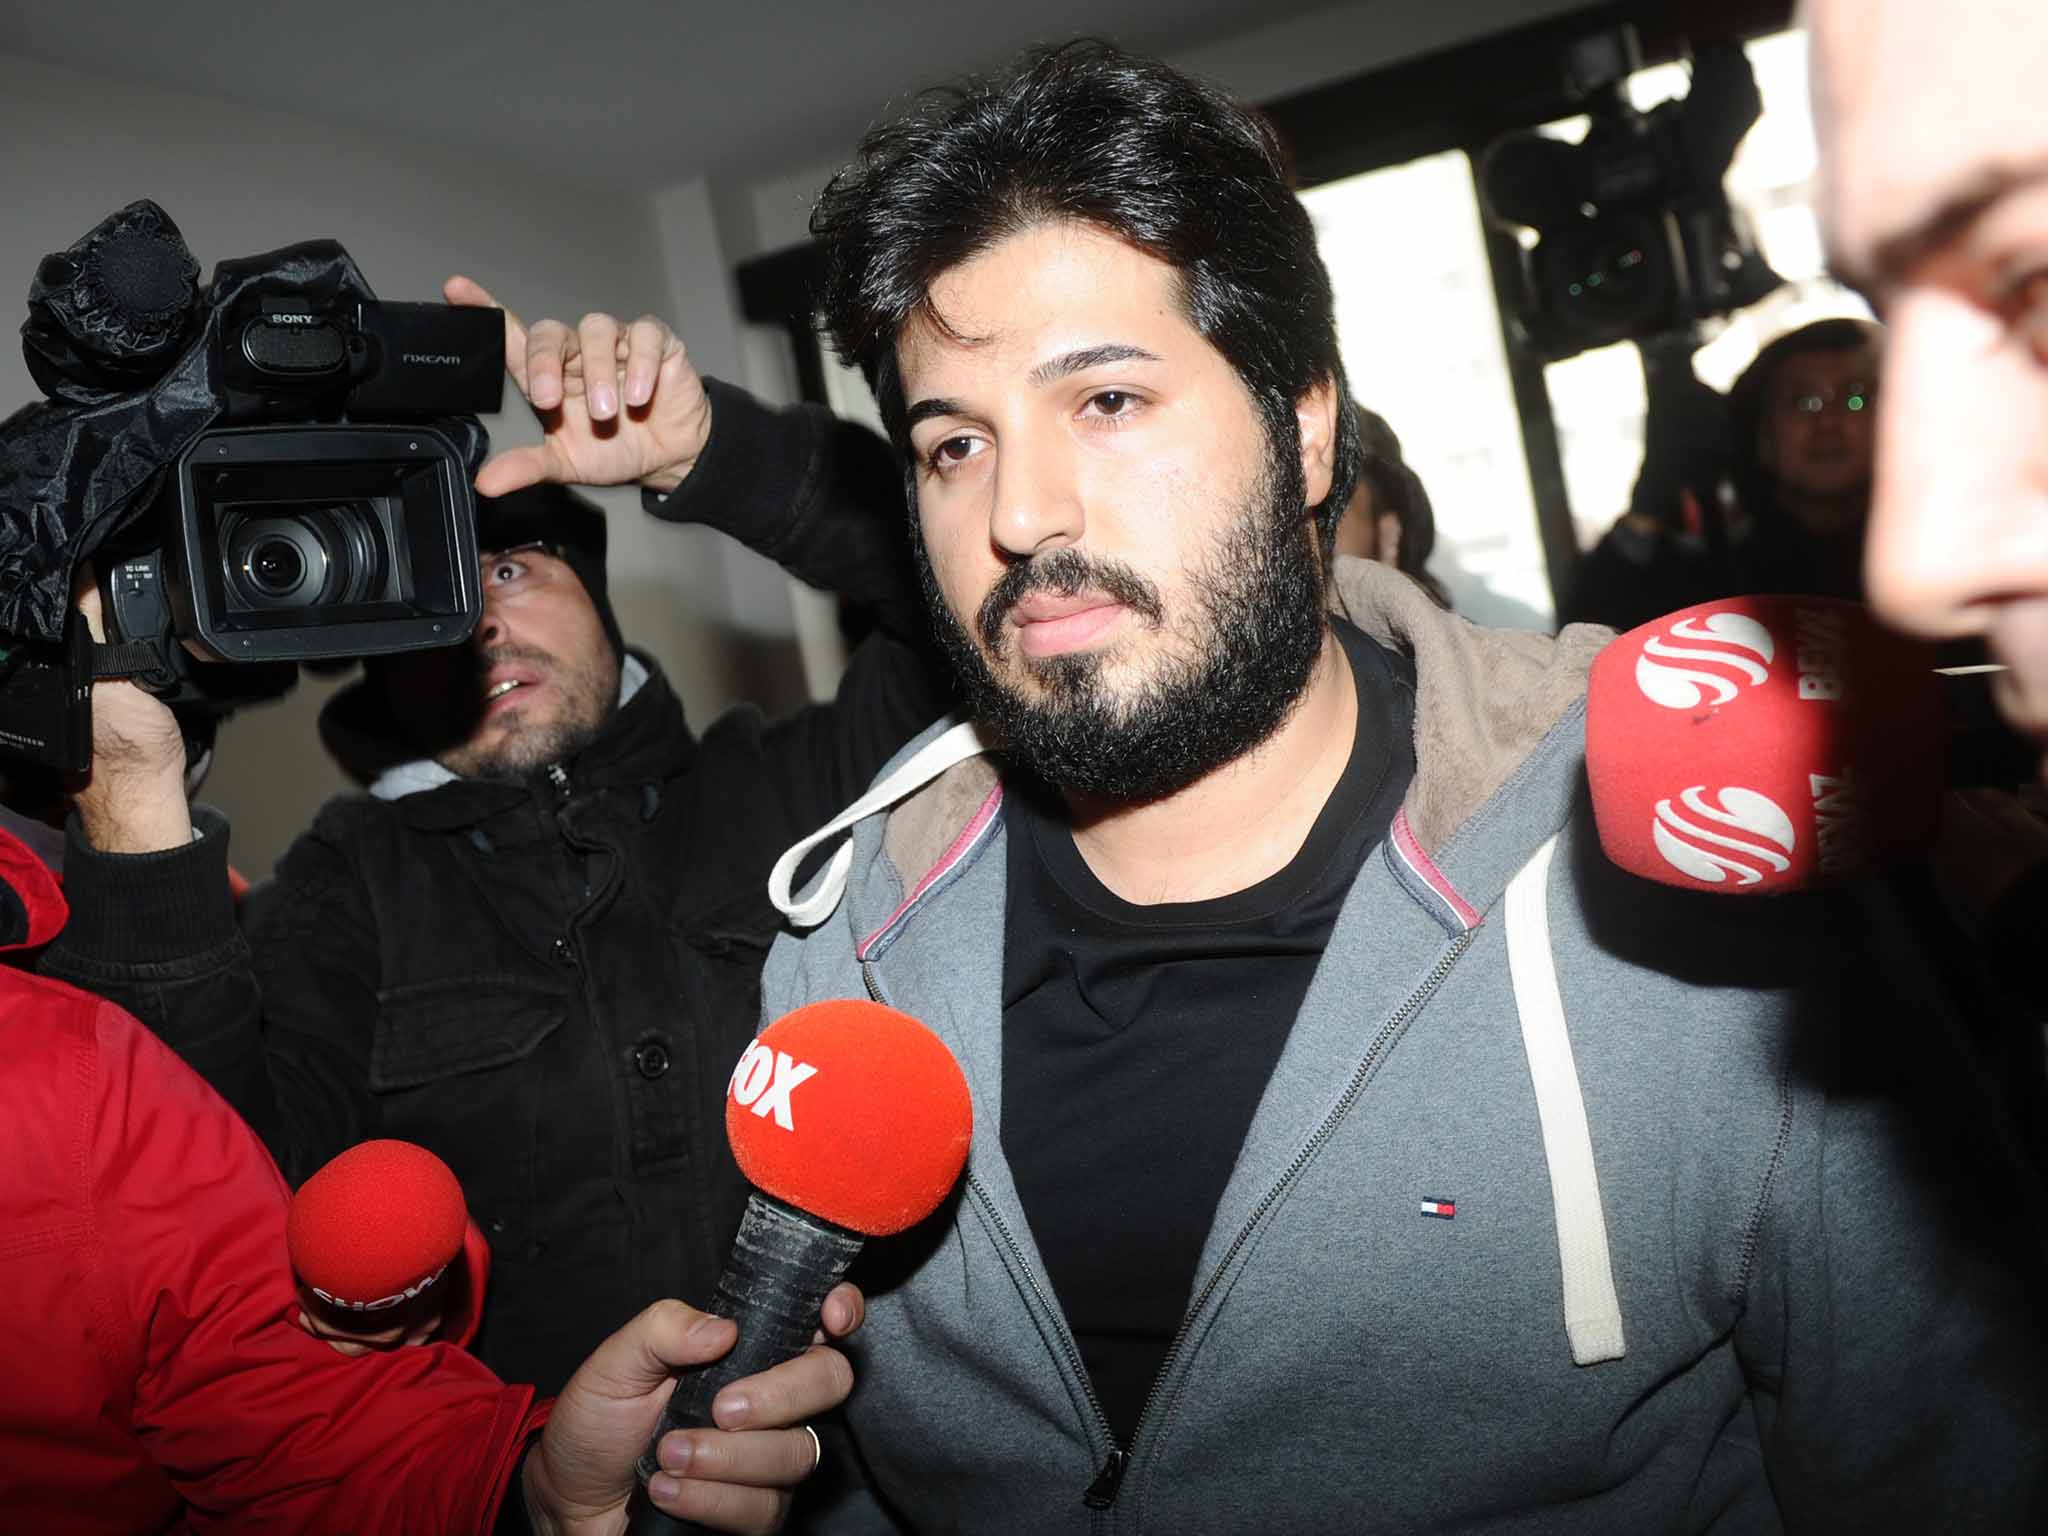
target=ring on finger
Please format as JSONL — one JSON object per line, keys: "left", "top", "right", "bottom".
{"left": 802, "top": 1423, "right": 822, "bottom": 1472}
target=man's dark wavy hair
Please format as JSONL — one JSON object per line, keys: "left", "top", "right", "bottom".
{"left": 810, "top": 40, "right": 1360, "bottom": 551}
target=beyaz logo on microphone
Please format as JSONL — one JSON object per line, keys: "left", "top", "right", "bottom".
{"left": 1635, "top": 612, "right": 1775, "bottom": 709}
{"left": 1651, "top": 785, "right": 1797, "bottom": 886}
{"left": 729, "top": 1040, "right": 818, "bottom": 1131}
{"left": 1793, "top": 606, "right": 1850, "bottom": 702}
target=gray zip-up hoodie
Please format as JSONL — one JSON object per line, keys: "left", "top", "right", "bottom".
{"left": 762, "top": 558, "right": 2048, "bottom": 1534}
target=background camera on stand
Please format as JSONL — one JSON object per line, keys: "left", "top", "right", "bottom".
{"left": 1478, "top": 30, "right": 1783, "bottom": 362}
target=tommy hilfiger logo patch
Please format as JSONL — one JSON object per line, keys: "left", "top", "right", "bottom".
{"left": 1419, "top": 1197, "right": 1456, "bottom": 1220}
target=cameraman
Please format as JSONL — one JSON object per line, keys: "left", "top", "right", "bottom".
{"left": 40, "top": 281, "right": 948, "bottom": 1396}
{"left": 1561, "top": 318, "right": 1883, "bottom": 632}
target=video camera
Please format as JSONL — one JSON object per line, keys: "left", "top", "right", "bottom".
{"left": 0, "top": 201, "right": 499, "bottom": 772}
{"left": 1477, "top": 32, "right": 1783, "bottom": 361}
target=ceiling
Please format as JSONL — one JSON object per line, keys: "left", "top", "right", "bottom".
{"left": 0, "top": 0, "right": 1355, "bottom": 192}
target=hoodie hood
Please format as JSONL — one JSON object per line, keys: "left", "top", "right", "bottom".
{"left": 1326, "top": 558, "right": 1608, "bottom": 857}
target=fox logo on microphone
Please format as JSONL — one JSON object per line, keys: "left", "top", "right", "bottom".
{"left": 1651, "top": 786, "right": 1797, "bottom": 887}
{"left": 1634, "top": 612, "right": 1776, "bottom": 710}
{"left": 729, "top": 1040, "right": 818, "bottom": 1131}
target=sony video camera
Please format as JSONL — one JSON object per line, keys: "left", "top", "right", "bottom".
{"left": 1477, "top": 33, "right": 1784, "bottom": 361}
{"left": 0, "top": 201, "right": 500, "bottom": 771}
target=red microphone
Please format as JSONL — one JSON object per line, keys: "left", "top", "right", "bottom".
{"left": 627, "top": 1000, "right": 972, "bottom": 1534}
{"left": 287, "top": 1139, "right": 489, "bottom": 1349}
{"left": 1585, "top": 595, "right": 1956, "bottom": 893}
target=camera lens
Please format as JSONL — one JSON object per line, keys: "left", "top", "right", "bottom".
{"left": 312, "top": 501, "right": 387, "bottom": 606}
{"left": 246, "top": 537, "right": 305, "bottom": 595}
{"left": 224, "top": 513, "right": 333, "bottom": 611}
{"left": 222, "top": 501, "right": 394, "bottom": 615}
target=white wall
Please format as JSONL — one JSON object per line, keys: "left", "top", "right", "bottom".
{"left": 0, "top": 50, "right": 767, "bottom": 877}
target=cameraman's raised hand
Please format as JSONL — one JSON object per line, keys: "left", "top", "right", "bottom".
{"left": 444, "top": 276, "right": 712, "bottom": 499}
{"left": 70, "top": 568, "right": 192, "bottom": 854}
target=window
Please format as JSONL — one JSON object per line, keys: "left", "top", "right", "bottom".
{"left": 1304, "top": 153, "right": 1557, "bottom": 629}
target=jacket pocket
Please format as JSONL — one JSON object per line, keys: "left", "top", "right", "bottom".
{"left": 671, "top": 892, "right": 779, "bottom": 1063}
{"left": 677, "top": 893, "right": 779, "bottom": 963}
{"left": 368, "top": 972, "right": 567, "bottom": 1089}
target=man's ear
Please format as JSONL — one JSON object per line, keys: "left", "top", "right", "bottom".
{"left": 1295, "top": 374, "right": 1340, "bottom": 509}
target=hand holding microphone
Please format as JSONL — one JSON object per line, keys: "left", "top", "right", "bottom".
{"left": 523, "top": 1293, "right": 865, "bottom": 1536}
{"left": 286, "top": 1138, "right": 490, "bottom": 1355}
{"left": 625, "top": 999, "right": 974, "bottom": 1535}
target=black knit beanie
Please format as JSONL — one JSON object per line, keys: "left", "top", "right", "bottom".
{"left": 474, "top": 482, "right": 625, "bottom": 661}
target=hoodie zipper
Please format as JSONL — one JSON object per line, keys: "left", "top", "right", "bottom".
{"left": 546, "top": 763, "right": 572, "bottom": 801}
{"left": 973, "top": 1171, "right": 1128, "bottom": 1528}
{"left": 865, "top": 961, "right": 1125, "bottom": 1525}
{"left": 867, "top": 927, "right": 1475, "bottom": 1529}
{"left": 1118, "top": 926, "right": 1476, "bottom": 1481}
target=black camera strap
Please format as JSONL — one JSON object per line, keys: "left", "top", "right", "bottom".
{"left": 89, "top": 638, "right": 178, "bottom": 690}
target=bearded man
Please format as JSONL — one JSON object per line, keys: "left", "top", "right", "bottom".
{"left": 753, "top": 40, "right": 2048, "bottom": 1534}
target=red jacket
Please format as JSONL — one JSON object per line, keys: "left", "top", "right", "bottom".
{"left": 0, "top": 829, "right": 546, "bottom": 1533}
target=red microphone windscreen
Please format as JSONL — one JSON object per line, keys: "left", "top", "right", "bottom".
{"left": 726, "top": 1000, "right": 973, "bottom": 1237}
{"left": 287, "top": 1139, "right": 468, "bottom": 1311}
{"left": 1586, "top": 595, "right": 1944, "bottom": 893}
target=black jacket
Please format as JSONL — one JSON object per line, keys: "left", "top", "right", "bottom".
{"left": 44, "top": 382, "right": 948, "bottom": 1392}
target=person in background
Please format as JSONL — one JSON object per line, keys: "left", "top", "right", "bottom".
{"left": 0, "top": 820, "right": 858, "bottom": 1536}
{"left": 1726, "top": 318, "right": 1883, "bottom": 594}
{"left": 1335, "top": 402, "right": 1451, "bottom": 608}
{"left": 1562, "top": 318, "right": 1882, "bottom": 631}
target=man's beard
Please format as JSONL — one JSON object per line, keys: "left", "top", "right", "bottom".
{"left": 918, "top": 445, "right": 1328, "bottom": 805}
{"left": 433, "top": 643, "right": 619, "bottom": 783}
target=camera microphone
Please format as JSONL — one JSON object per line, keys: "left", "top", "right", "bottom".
{"left": 22, "top": 199, "right": 201, "bottom": 400}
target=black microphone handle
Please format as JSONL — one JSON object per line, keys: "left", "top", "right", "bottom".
{"left": 624, "top": 1193, "right": 864, "bottom": 1536}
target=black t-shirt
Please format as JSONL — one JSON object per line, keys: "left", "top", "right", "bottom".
{"left": 999, "top": 619, "right": 1417, "bottom": 1446}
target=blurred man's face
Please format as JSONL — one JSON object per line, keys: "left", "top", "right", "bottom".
{"left": 388, "top": 545, "right": 619, "bottom": 781}
{"left": 1334, "top": 477, "right": 1404, "bottom": 565}
{"left": 1810, "top": 0, "right": 2048, "bottom": 756}
{"left": 1757, "top": 345, "right": 1879, "bottom": 531}
{"left": 897, "top": 219, "right": 1337, "bottom": 803}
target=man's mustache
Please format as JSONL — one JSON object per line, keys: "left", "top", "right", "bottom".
{"left": 974, "top": 548, "right": 1166, "bottom": 652}
{"left": 470, "top": 644, "right": 555, "bottom": 686}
